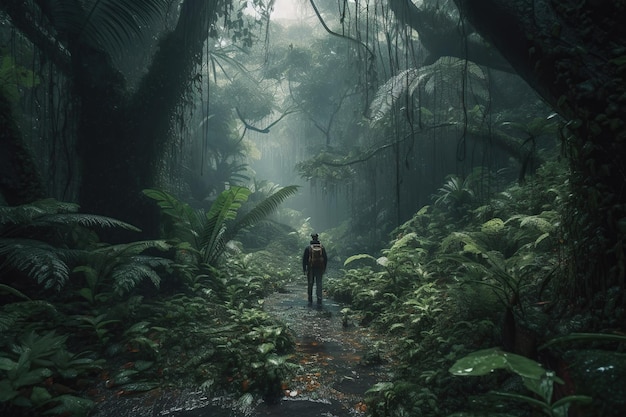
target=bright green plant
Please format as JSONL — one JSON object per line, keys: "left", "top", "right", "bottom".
{"left": 434, "top": 175, "right": 476, "bottom": 218}
{"left": 449, "top": 348, "right": 592, "bottom": 417}
{"left": 250, "top": 344, "right": 299, "bottom": 403}
{"left": 143, "top": 184, "right": 299, "bottom": 266}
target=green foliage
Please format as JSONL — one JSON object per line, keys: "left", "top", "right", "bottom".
{"left": 74, "top": 240, "right": 171, "bottom": 300}
{"left": 0, "top": 55, "right": 40, "bottom": 104}
{"left": 369, "top": 57, "right": 486, "bottom": 125}
{"left": 449, "top": 348, "right": 592, "bottom": 417}
{"left": 434, "top": 174, "right": 476, "bottom": 218}
{"left": 343, "top": 253, "right": 378, "bottom": 267}
{"left": 0, "top": 330, "right": 103, "bottom": 415}
{"left": 0, "top": 199, "right": 147, "bottom": 292}
{"left": 38, "top": 0, "right": 167, "bottom": 54}
{"left": 329, "top": 154, "right": 594, "bottom": 416}
{"left": 144, "top": 184, "right": 299, "bottom": 266}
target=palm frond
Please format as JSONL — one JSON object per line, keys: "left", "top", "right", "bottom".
{"left": 42, "top": 0, "right": 166, "bottom": 53}
{"left": 201, "top": 186, "right": 252, "bottom": 265}
{"left": 369, "top": 68, "right": 426, "bottom": 124}
{"left": 369, "top": 57, "right": 487, "bottom": 125}
{"left": 232, "top": 185, "right": 300, "bottom": 234}
{"left": 37, "top": 214, "right": 141, "bottom": 231}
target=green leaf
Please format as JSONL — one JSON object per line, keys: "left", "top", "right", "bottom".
{"left": 449, "top": 348, "right": 545, "bottom": 380}
{"left": 42, "top": 394, "right": 94, "bottom": 416}
{"left": 343, "top": 253, "right": 377, "bottom": 266}
{"left": 0, "top": 379, "right": 20, "bottom": 401}
{"left": 0, "top": 357, "right": 17, "bottom": 371}
{"left": 14, "top": 367, "right": 54, "bottom": 388}
{"left": 30, "top": 386, "right": 53, "bottom": 405}
{"left": 258, "top": 343, "right": 275, "bottom": 355}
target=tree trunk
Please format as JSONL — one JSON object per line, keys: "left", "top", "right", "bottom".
{"left": 452, "top": 0, "right": 626, "bottom": 309}
{"left": 0, "top": 93, "right": 46, "bottom": 205}
{"left": 75, "top": 0, "right": 219, "bottom": 239}
{"left": 388, "top": 0, "right": 626, "bottom": 309}
{"left": 1, "top": 0, "right": 222, "bottom": 238}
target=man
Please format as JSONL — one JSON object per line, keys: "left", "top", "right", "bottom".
{"left": 302, "top": 233, "right": 328, "bottom": 305}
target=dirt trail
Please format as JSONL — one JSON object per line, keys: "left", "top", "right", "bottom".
{"left": 92, "top": 278, "right": 392, "bottom": 417}
{"left": 255, "top": 279, "right": 392, "bottom": 416}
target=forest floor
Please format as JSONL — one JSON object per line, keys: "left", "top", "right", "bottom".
{"left": 91, "top": 278, "right": 393, "bottom": 417}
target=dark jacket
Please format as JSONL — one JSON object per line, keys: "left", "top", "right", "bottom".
{"left": 302, "top": 239, "right": 328, "bottom": 273}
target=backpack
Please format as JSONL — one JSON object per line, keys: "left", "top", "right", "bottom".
{"left": 309, "top": 243, "right": 325, "bottom": 269}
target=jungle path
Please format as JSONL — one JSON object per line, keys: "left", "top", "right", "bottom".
{"left": 93, "top": 278, "right": 393, "bottom": 417}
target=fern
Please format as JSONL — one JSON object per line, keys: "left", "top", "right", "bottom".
{"left": 0, "top": 199, "right": 158, "bottom": 293}
{"left": 201, "top": 186, "right": 252, "bottom": 265}
{"left": 145, "top": 185, "right": 299, "bottom": 266}
{"left": 142, "top": 188, "right": 203, "bottom": 247}
{"left": 369, "top": 57, "right": 486, "bottom": 124}
{"left": 0, "top": 238, "right": 73, "bottom": 290}
{"left": 344, "top": 253, "right": 377, "bottom": 267}
{"left": 229, "top": 185, "right": 300, "bottom": 236}
{"left": 110, "top": 259, "right": 163, "bottom": 296}
{"left": 369, "top": 68, "right": 426, "bottom": 123}
{"left": 41, "top": 0, "right": 166, "bottom": 54}
{"left": 86, "top": 240, "right": 171, "bottom": 296}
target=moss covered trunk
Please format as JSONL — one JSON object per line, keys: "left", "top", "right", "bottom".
{"left": 453, "top": 0, "right": 626, "bottom": 309}
{"left": 75, "top": 0, "right": 217, "bottom": 238}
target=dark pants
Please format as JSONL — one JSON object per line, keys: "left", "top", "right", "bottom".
{"left": 307, "top": 268, "right": 324, "bottom": 303}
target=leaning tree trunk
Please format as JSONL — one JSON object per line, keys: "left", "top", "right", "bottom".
{"left": 76, "top": 0, "right": 220, "bottom": 239}
{"left": 453, "top": 0, "right": 626, "bottom": 308}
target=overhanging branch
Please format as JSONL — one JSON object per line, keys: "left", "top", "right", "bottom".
{"left": 235, "top": 107, "right": 296, "bottom": 134}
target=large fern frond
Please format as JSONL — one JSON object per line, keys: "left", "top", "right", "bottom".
{"left": 369, "top": 68, "right": 426, "bottom": 124}
{"left": 369, "top": 57, "right": 486, "bottom": 125}
{"left": 1, "top": 199, "right": 140, "bottom": 236}
{"left": 0, "top": 299, "right": 57, "bottom": 332}
{"left": 41, "top": 0, "right": 166, "bottom": 53}
{"left": 142, "top": 189, "right": 193, "bottom": 222}
{"left": 201, "top": 186, "right": 251, "bottom": 265}
{"left": 232, "top": 185, "right": 300, "bottom": 234}
{"left": 110, "top": 256, "right": 166, "bottom": 295}
{"left": 92, "top": 240, "right": 170, "bottom": 257}
{"left": 0, "top": 238, "right": 74, "bottom": 291}
{"left": 37, "top": 214, "right": 140, "bottom": 231}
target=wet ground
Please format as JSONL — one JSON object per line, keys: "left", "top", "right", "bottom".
{"left": 92, "top": 279, "right": 392, "bottom": 417}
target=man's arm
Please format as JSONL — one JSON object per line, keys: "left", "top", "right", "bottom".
{"left": 302, "top": 247, "right": 309, "bottom": 273}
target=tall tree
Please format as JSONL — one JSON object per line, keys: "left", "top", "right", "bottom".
{"left": 0, "top": 0, "right": 261, "bottom": 238}
{"left": 387, "top": 0, "right": 626, "bottom": 307}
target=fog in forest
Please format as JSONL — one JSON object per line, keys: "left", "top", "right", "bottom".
{"left": 2, "top": 1, "right": 625, "bottom": 417}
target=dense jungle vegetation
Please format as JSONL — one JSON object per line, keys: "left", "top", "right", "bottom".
{"left": 1, "top": 1, "right": 626, "bottom": 416}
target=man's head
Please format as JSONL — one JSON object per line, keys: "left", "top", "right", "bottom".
{"left": 311, "top": 233, "right": 319, "bottom": 240}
